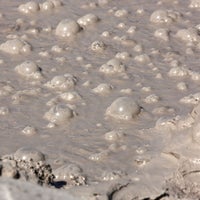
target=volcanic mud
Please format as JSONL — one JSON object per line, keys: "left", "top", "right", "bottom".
{"left": 1, "top": 0, "right": 200, "bottom": 199}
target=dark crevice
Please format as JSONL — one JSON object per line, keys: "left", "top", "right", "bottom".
{"left": 107, "top": 183, "right": 129, "bottom": 200}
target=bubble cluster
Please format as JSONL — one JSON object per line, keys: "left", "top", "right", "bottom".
{"left": 18, "top": 0, "right": 62, "bottom": 14}
{"left": 176, "top": 28, "right": 200, "bottom": 43}
{"left": 144, "top": 94, "right": 160, "bottom": 104}
{"left": 106, "top": 97, "right": 141, "bottom": 121}
{"left": 15, "top": 61, "right": 42, "bottom": 79}
{"left": 99, "top": 58, "right": 126, "bottom": 75}
{"left": 180, "top": 93, "right": 200, "bottom": 104}
{"left": 0, "top": 39, "right": 32, "bottom": 55}
{"left": 90, "top": 40, "right": 106, "bottom": 52}
{"left": 168, "top": 66, "right": 189, "bottom": 77}
{"left": 44, "top": 104, "right": 75, "bottom": 126}
{"left": 189, "top": 0, "right": 200, "bottom": 8}
{"left": 45, "top": 74, "right": 77, "bottom": 91}
{"left": 55, "top": 19, "right": 81, "bottom": 38}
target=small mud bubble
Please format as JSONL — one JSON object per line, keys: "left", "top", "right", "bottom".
{"left": 14, "top": 147, "right": 45, "bottom": 162}
{"left": 150, "top": 9, "right": 179, "bottom": 24}
{"left": 106, "top": 97, "right": 141, "bottom": 121}
{"left": 0, "top": 39, "right": 32, "bottom": 54}
{"left": 21, "top": 126, "right": 37, "bottom": 136}
{"left": 99, "top": 58, "right": 126, "bottom": 75}
{"left": 45, "top": 74, "right": 77, "bottom": 91}
{"left": 18, "top": 2, "right": 40, "bottom": 14}
{"left": 92, "top": 83, "right": 113, "bottom": 95}
{"left": 15, "top": 61, "right": 42, "bottom": 79}
{"left": 44, "top": 104, "right": 75, "bottom": 125}
{"left": 104, "top": 130, "right": 125, "bottom": 141}
{"left": 55, "top": 19, "right": 81, "bottom": 38}
{"left": 77, "top": 13, "right": 99, "bottom": 27}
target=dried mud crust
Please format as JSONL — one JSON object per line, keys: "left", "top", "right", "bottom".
{"left": 0, "top": 155, "right": 54, "bottom": 186}
{"left": 165, "top": 159, "right": 200, "bottom": 200}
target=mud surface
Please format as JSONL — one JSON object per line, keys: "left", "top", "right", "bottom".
{"left": 1, "top": 0, "right": 200, "bottom": 199}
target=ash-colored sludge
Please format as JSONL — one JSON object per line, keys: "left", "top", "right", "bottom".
{"left": 2, "top": 0, "right": 200, "bottom": 199}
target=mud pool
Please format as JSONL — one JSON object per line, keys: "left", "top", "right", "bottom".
{"left": 1, "top": 0, "right": 200, "bottom": 199}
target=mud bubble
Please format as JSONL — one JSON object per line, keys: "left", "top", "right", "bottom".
{"left": 106, "top": 97, "right": 141, "bottom": 121}
{"left": 15, "top": 61, "right": 42, "bottom": 80}
{"left": 44, "top": 104, "right": 75, "bottom": 127}
{"left": 0, "top": 39, "right": 32, "bottom": 55}
{"left": 55, "top": 19, "right": 81, "bottom": 38}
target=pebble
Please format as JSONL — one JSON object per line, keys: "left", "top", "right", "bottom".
{"left": 106, "top": 97, "right": 141, "bottom": 121}
{"left": 55, "top": 19, "right": 81, "bottom": 38}
{"left": 0, "top": 39, "right": 32, "bottom": 54}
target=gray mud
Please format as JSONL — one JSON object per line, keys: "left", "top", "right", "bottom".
{"left": 1, "top": 0, "right": 200, "bottom": 199}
